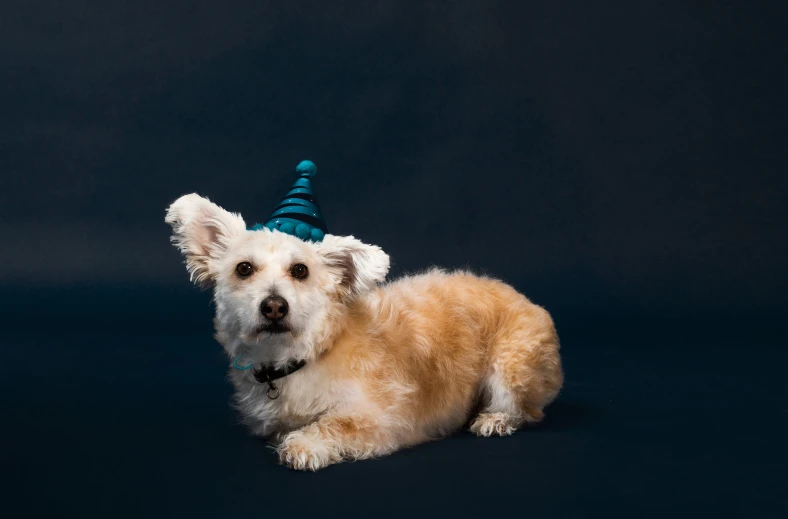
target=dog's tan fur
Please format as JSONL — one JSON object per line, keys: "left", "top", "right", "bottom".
{"left": 166, "top": 193, "right": 563, "bottom": 471}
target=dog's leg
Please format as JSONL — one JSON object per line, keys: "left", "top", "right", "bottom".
{"left": 277, "top": 413, "right": 390, "bottom": 471}
{"left": 470, "top": 305, "right": 563, "bottom": 437}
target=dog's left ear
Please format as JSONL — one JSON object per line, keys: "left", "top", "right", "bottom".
{"left": 317, "top": 235, "right": 390, "bottom": 298}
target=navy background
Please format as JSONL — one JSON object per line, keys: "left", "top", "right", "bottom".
{"left": 1, "top": 1, "right": 786, "bottom": 517}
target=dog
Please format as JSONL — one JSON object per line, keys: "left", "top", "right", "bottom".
{"left": 166, "top": 193, "right": 563, "bottom": 471}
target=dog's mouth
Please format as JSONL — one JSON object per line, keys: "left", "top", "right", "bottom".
{"left": 257, "top": 322, "right": 291, "bottom": 335}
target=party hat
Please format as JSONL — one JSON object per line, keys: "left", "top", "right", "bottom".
{"left": 249, "top": 160, "right": 328, "bottom": 242}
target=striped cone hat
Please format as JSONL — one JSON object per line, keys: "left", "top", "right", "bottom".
{"left": 249, "top": 160, "right": 328, "bottom": 242}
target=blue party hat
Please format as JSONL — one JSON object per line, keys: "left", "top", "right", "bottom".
{"left": 249, "top": 160, "right": 328, "bottom": 242}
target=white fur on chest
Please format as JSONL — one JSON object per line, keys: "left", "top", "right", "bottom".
{"left": 229, "top": 361, "right": 364, "bottom": 437}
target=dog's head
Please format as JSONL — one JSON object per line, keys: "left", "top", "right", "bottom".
{"left": 165, "top": 193, "right": 389, "bottom": 364}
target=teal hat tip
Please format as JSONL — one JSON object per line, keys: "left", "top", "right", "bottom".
{"left": 252, "top": 159, "right": 327, "bottom": 242}
{"left": 296, "top": 160, "right": 317, "bottom": 178}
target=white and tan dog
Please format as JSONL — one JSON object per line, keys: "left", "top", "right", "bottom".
{"left": 166, "top": 193, "right": 563, "bottom": 471}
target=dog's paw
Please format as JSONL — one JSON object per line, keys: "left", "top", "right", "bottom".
{"left": 277, "top": 431, "right": 339, "bottom": 471}
{"left": 469, "top": 412, "right": 517, "bottom": 437}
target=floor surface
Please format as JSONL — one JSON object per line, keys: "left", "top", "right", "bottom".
{"left": 2, "top": 288, "right": 786, "bottom": 518}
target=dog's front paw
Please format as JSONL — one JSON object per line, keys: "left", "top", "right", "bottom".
{"left": 277, "top": 431, "right": 339, "bottom": 471}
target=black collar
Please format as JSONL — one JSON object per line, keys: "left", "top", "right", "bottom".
{"left": 253, "top": 359, "right": 306, "bottom": 399}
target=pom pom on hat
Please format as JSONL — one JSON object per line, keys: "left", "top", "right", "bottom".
{"left": 295, "top": 160, "right": 317, "bottom": 178}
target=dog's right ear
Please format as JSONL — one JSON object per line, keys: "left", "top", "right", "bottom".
{"left": 165, "top": 194, "right": 246, "bottom": 287}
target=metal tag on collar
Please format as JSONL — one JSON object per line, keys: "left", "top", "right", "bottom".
{"left": 266, "top": 381, "right": 280, "bottom": 400}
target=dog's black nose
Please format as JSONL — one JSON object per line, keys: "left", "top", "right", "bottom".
{"left": 261, "top": 295, "right": 288, "bottom": 321}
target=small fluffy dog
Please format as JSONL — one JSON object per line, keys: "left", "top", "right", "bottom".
{"left": 166, "top": 194, "right": 563, "bottom": 471}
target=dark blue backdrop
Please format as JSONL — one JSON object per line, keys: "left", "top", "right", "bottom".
{"left": 1, "top": 2, "right": 786, "bottom": 517}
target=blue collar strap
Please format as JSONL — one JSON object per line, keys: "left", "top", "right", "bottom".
{"left": 233, "top": 353, "right": 255, "bottom": 370}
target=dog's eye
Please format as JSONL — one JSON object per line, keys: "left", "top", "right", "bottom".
{"left": 291, "top": 263, "right": 309, "bottom": 280}
{"left": 236, "top": 262, "right": 254, "bottom": 278}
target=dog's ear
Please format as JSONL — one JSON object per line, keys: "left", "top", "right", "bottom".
{"left": 165, "top": 193, "right": 246, "bottom": 287}
{"left": 318, "top": 235, "right": 390, "bottom": 298}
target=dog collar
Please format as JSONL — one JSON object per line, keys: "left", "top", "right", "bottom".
{"left": 253, "top": 360, "right": 307, "bottom": 399}
{"left": 232, "top": 353, "right": 306, "bottom": 400}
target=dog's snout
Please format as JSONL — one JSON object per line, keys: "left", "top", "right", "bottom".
{"left": 261, "top": 295, "right": 289, "bottom": 321}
